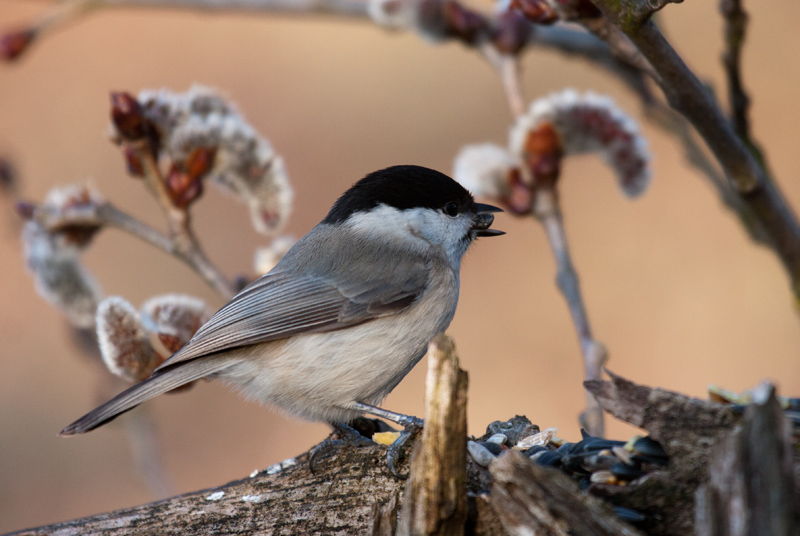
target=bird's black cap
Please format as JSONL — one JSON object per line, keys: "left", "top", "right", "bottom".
{"left": 323, "top": 165, "right": 475, "bottom": 224}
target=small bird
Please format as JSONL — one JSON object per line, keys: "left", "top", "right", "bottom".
{"left": 61, "top": 165, "right": 503, "bottom": 474}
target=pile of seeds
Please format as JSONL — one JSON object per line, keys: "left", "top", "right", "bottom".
{"left": 466, "top": 416, "right": 668, "bottom": 525}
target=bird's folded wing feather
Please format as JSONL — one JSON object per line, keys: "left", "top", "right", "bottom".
{"left": 154, "top": 263, "right": 429, "bottom": 371}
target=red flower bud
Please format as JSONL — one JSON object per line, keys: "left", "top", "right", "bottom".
{"left": 165, "top": 164, "right": 204, "bottom": 209}
{"left": 443, "top": 0, "right": 489, "bottom": 45}
{"left": 492, "top": 9, "right": 532, "bottom": 55}
{"left": 0, "top": 28, "right": 35, "bottom": 62}
{"left": 123, "top": 146, "right": 145, "bottom": 178}
{"left": 185, "top": 147, "right": 216, "bottom": 180}
{"left": 110, "top": 92, "right": 147, "bottom": 141}
{"left": 525, "top": 123, "right": 563, "bottom": 188}
{"left": 511, "top": 0, "right": 559, "bottom": 24}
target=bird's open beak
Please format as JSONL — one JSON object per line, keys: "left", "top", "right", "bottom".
{"left": 472, "top": 203, "right": 505, "bottom": 237}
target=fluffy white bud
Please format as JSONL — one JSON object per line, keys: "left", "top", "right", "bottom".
{"left": 453, "top": 143, "right": 518, "bottom": 199}
{"left": 137, "top": 85, "right": 293, "bottom": 234}
{"left": 141, "top": 294, "right": 212, "bottom": 349}
{"left": 509, "top": 89, "right": 651, "bottom": 197}
{"left": 96, "top": 297, "right": 162, "bottom": 382}
{"left": 22, "top": 221, "right": 102, "bottom": 328}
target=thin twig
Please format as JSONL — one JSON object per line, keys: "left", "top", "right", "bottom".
{"left": 97, "top": 202, "right": 175, "bottom": 252}
{"left": 721, "top": 0, "right": 749, "bottom": 142}
{"left": 478, "top": 43, "right": 525, "bottom": 118}
{"left": 534, "top": 187, "right": 607, "bottom": 438}
{"left": 720, "top": 0, "right": 771, "bottom": 178}
{"left": 588, "top": 1, "right": 800, "bottom": 298}
{"left": 34, "top": 199, "right": 236, "bottom": 298}
{"left": 127, "top": 138, "right": 236, "bottom": 299}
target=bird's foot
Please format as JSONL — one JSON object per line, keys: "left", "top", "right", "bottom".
{"left": 386, "top": 416, "right": 423, "bottom": 479}
{"left": 308, "top": 422, "right": 373, "bottom": 474}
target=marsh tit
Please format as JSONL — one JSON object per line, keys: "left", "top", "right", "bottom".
{"left": 61, "top": 165, "right": 503, "bottom": 474}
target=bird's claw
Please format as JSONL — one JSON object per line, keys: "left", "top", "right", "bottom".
{"left": 309, "top": 422, "right": 373, "bottom": 474}
{"left": 386, "top": 418, "right": 423, "bottom": 479}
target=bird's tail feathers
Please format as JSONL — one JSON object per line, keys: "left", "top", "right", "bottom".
{"left": 60, "top": 357, "right": 233, "bottom": 436}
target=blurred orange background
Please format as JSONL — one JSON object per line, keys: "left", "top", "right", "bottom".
{"left": 1, "top": 1, "right": 799, "bottom": 532}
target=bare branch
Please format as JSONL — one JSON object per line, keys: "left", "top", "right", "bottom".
{"left": 34, "top": 199, "right": 236, "bottom": 299}
{"left": 534, "top": 188, "right": 607, "bottom": 437}
{"left": 720, "top": 0, "right": 773, "bottom": 181}
{"left": 126, "top": 137, "right": 236, "bottom": 299}
{"left": 479, "top": 44, "right": 526, "bottom": 118}
{"left": 607, "top": 0, "right": 685, "bottom": 29}
{"left": 587, "top": 2, "right": 800, "bottom": 299}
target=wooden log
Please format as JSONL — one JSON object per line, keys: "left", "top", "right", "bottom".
{"left": 695, "top": 383, "right": 799, "bottom": 536}
{"left": 397, "top": 334, "right": 469, "bottom": 536}
{"left": 487, "top": 449, "right": 643, "bottom": 536}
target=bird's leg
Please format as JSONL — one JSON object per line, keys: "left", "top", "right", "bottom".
{"left": 308, "top": 421, "right": 373, "bottom": 474}
{"left": 349, "top": 401, "right": 424, "bottom": 479}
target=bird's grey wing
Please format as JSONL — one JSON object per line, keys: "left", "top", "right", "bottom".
{"left": 155, "top": 263, "right": 429, "bottom": 370}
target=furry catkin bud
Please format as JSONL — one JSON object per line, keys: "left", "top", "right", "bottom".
{"left": 22, "top": 222, "right": 102, "bottom": 328}
{"left": 453, "top": 143, "right": 518, "bottom": 200}
{"left": 136, "top": 85, "right": 293, "bottom": 234}
{"left": 453, "top": 144, "right": 534, "bottom": 215}
{"left": 97, "top": 297, "right": 164, "bottom": 383}
{"left": 37, "top": 184, "right": 105, "bottom": 247}
{"left": 110, "top": 92, "right": 148, "bottom": 141}
{"left": 141, "top": 294, "right": 212, "bottom": 351}
{"left": 510, "top": 89, "right": 651, "bottom": 196}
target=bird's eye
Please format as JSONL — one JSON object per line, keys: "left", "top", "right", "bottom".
{"left": 443, "top": 202, "right": 459, "bottom": 217}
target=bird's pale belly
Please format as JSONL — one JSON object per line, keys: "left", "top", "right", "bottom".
{"left": 215, "top": 279, "right": 459, "bottom": 424}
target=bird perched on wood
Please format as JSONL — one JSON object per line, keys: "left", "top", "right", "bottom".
{"left": 61, "top": 165, "right": 504, "bottom": 476}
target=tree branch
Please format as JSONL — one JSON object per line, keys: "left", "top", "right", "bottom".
{"left": 126, "top": 138, "right": 236, "bottom": 299}
{"left": 588, "top": 1, "right": 800, "bottom": 300}
{"left": 534, "top": 188, "right": 607, "bottom": 438}
{"left": 33, "top": 199, "right": 236, "bottom": 299}
{"left": 720, "top": 0, "right": 772, "bottom": 179}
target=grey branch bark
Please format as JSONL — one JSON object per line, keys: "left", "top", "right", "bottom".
{"left": 535, "top": 188, "right": 607, "bottom": 438}
{"left": 588, "top": 0, "right": 800, "bottom": 297}
{"left": 695, "top": 383, "right": 799, "bottom": 536}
